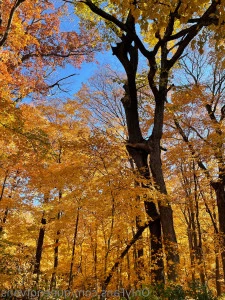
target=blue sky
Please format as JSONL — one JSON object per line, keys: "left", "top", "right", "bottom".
{"left": 48, "top": 0, "right": 123, "bottom": 98}
{"left": 40, "top": 0, "right": 147, "bottom": 101}
{"left": 59, "top": 50, "right": 121, "bottom": 95}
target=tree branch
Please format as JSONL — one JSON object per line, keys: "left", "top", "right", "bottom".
{"left": 0, "top": 0, "right": 26, "bottom": 47}
{"left": 47, "top": 73, "right": 77, "bottom": 90}
{"left": 174, "top": 118, "right": 210, "bottom": 177}
{"left": 101, "top": 217, "right": 159, "bottom": 291}
{"left": 78, "top": 0, "right": 152, "bottom": 59}
{"left": 181, "top": 121, "right": 210, "bottom": 145}
{"left": 168, "top": 0, "right": 220, "bottom": 69}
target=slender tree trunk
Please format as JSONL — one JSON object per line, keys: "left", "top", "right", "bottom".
{"left": 194, "top": 195, "right": 205, "bottom": 284}
{"left": 0, "top": 170, "right": 18, "bottom": 233}
{"left": 126, "top": 251, "right": 131, "bottom": 287}
{"left": 33, "top": 193, "right": 49, "bottom": 284}
{"left": 135, "top": 214, "right": 144, "bottom": 282}
{"left": 183, "top": 202, "right": 199, "bottom": 283}
{"left": 103, "top": 185, "right": 115, "bottom": 280}
{"left": 33, "top": 212, "right": 46, "bottom": 282}
{"left": 132, "top": 227, "right": 138, "bottom": 285}
{"left": 101, "top": 219, "right": 156, "bottom": 295}
{"left": 215, "top": 251, "right": 221, "bottom": 296}
{"left": 129, "top": 159, "right": 145, "bottom": 282}
{"left": 50, "top": 189, "right": 62, "bottom": 290}
{"left": 191, "top": 167, "right": 206, "bottom": 284}
{"left": 50, "top": 210, "right": 61, "bottom": 290}
{"left": 68, "top": 207, "right": 80, "bottom": 290}
{"left": 0, "top": 171, "right": 8, "bottom": 202}
{"left": 211, "top": 207, "right": 222, "bottom": 297}
{"left": 186, "top": 218, "right": 195, "bottom": 282}
{"left": 93, "top": 238, "right": 98, "bottom": 291}
{"left": 0, "top": 207, "right": 8, "bottom": 233}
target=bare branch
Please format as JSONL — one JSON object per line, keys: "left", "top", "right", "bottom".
{"left": 174, "top": 118, "right": 210, "bottom": 177}
{"left": 47, "top": 73, "right": 77, "bottom": 90}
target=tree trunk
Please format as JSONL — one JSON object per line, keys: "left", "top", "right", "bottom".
{"left": 187, "top": 218, "right": 196, "bottom": 282}
{"left": 112, "top": 32, "right": 165, "bottom": 282}
{"left": 33, "top": 212, "right": 46, "bottom": 282}
{"left": 215, "top": 246, "right": 221, "bottom": 297}
{"left": 50, "top": 189, "right": 63, "bottom": 290}
{"left": 211, "top": 208, "right": 222, "bottom": 297}
{"left": 194, "top": 196, "right": 205, "bottom": 284}
{"left": 68, "top": 207, "right": 80, "bottom": 290}
{"left": 0, "top": 171, "right": 18, "bottom": 233}
{"left": 149, "top": 91, "right": 179, "bottom": 281}
{"left": 127, "top": 146, "right": 164, "bottom": 282}
{"left": 211, "top": 181, "right": 225, "bottom": 281}
{"left": 101, "top": 219, "right": 157, "bottom": 294}
{"left": 0, "top": 171, "right": 8, "bottom": 202}
{"left": 111, "top": 13, "right": 178, "bottom": 282}
{"left": 33, "top": 193, "right": 49, "bottom": 284}
{"left": 0, "top": 207, "right": 8, "bottom": 233}
{"left": 129, "top": 159, "right": 145, "bottom": 282}
{"left": 135, "top": 214, "right": 145, "bottom": 282}
{"left": 50, "top": 211, "right": 61, "bottom": 290}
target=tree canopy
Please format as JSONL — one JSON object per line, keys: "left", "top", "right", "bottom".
{"left": 0, "top": 0, "right": 225, "bottom": 299}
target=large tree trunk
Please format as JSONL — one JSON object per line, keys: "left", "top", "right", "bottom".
{"left": 110, "top": 11, "right": 179, "bottom": 282}
{"left": 112, "top": 27, "right": 179, "bottom": 281}
{"left": 111, "top": 27, "right": 165, "bottom": 281}
{"left": 127, "top": 146, "right": 164, "bottom": 282}
{"left": 149, "top": 89, "right": 179, "bottom": 281}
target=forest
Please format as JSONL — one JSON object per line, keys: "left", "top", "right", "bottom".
{"left": 0, "top": 0, "right": 225, "bottom": 299}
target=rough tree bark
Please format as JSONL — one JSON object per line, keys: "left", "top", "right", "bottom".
{"left": 112, "top": 27, "right": 165, "bottom": 281}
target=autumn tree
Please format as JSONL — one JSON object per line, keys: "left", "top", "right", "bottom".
{"left": 0, "top": 1, "right": 102, "bottom": 290}
{"left": 64, "top": 0, "right": 225, "bottom": 284}
{"left": 2, "top": 0, "right": 225, "bottom": 297}
{"left": 76, "top": 67, "right": 161, "bottom": 284}
{"left": 0, "top": 0, "right": 100, "bottom": 108}
{"left": 163, "top": 135, "right": 219, "bottom": 289}
{"left": 167, "top": 45, "right": 225, "bottom": 289}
